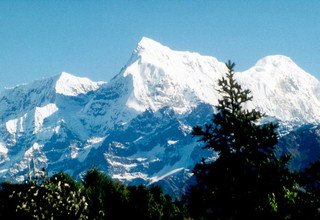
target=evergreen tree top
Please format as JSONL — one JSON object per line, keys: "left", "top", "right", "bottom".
{"left": 193, "top": 61, "right": 277, "bottom": 159}
{"left": 217, "top": 60, "right": 253, "bottom": 115}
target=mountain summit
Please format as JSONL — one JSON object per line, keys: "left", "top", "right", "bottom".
{"left": 115, "top": 37, "right": 226, "bottom": 113}
{"left": 55, "top": 72, "right": 103, "bottom": 96}
{"left": 0, "top": 37, "right": 319, "bottom": 196}
{"left": 113, "top": 37, "right": 320, "bottom": 123}
{"left": 236, "top": 55, "right": 320, "bottom": 124}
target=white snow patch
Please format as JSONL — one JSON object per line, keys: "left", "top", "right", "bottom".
{"left": 6, "top": 113, "right": 27, "bottom": 134}
{"left": 74, "top": 136, "right": 105, "bottom": 162}
{"left": 107, "top": 159, "right": 137, "bottom": 169}
{"left": 0, "top": 143, "right": 8, "bottom": 155}
{"left": 179, "top": 123, "right": 193, "bottom": 135}
{"left": 25, "top": 143, "right": 43, "bottom": 158}
{"left": 34, "top": 103, "right": 59, "bottom": 133}
{"left": 6, "top": 119, "right": 18, "bottom": 134}
{"left": 87, "top": 136, "right": 105, "bottom": 145}
{"left": 167, "top": 140, "right": 178, "bottom": 145}
{"left": 16, "top": 176, "right": 25, "bottom": 182}
{"left": 112, "top": 172, "right": 148, "bottom": 181}
{"left": 150, "top": 167, "right": 185, "bottom": 183}
{"left": 133, "top": 136, "right": 143, "bottom": 143}
{"left": 110, "top": 141, "right": 126, "bottom": 149}
{"left": 70, "top": 144, "right": 79, "bottom": 159}
{"left": 0, "top": 143, "right": 8, "bottom": 164}
{"left": 135, "top": 157, "right": 147, "bottom": 162}
{"left": 0, "top": 169, "right": 8, "bottom": 174}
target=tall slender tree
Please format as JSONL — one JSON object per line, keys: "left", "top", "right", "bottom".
{"left": 188, "top": 61, "right": 297, "bottom": 219}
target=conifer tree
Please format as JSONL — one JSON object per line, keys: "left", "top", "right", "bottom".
{"left": 188, "top": 61, "right": 297, "bottom": 219}
{"left": 295, "top": 160, "right": 320, "bottom": 218}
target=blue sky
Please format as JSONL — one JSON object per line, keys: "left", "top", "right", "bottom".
{"left": 0, "top": 1, "right": 319, "bottom": 89}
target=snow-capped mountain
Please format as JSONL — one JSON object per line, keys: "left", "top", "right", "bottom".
{"left": 0, "top": 37, "right": 319, "bottom": 196}
{"left": 236, "top": 55, "right": 320, "bottom": 124}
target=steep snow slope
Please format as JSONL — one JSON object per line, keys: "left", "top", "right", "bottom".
{"left": 82, "top": 37, "right": 227, "bottom": 131}
{"left": 236, "top": 55, "right": 320, "bottom": 124}
{"left": 122, "top": 37, "right": 227, "bottom": 113}
{"left": 84, "top": 38, "right": 320, "bottom": 130}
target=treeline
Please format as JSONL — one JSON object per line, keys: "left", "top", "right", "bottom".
{"left": 1, "top": 61, "right": 320, "bottom": 219}
{"left": 0, "top": 169, "right": 187, "bottom": 219}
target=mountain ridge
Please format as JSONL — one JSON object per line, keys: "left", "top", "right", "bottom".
{"left": 0, "top": 37, "right": 319, "bottom": 197}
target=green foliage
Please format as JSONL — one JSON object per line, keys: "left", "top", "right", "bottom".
{"left": 10, "top": 172, "right": 89, "bottom": 219}
{"left": 188, "top": 61, "right": 298, "bottom": 219}
{"left": 0, "top": 168, "right": 185, "bottom": 219}
{"left": 83, "top": 168, "right": 130, "bottom": 220}
{"left": 82, "top": 168, "right": 185, "bottom": 220}
{"left": 126, "top": 184, "right": 185, "bottom": 220}
{"left": 293, "top": 160, "right": 320, "bottom": 219}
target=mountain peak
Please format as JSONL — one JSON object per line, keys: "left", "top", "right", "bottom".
{"left": 58, "top": 71, "right": 76, "bottom": 79}
{"left": 133, "top": 37, "right": 172, "bottom": 58}
{"left": 247, "top": 55, "right": 312, "bottom": 80}
{"left": 255, "top": 55, "right": 295, "bottom": 67}
{"left": 55, "top": 72, "right": 103, "bottom": 96}
{"left": 236, "top": 55, "right": 320, "bottom": 124}
{"left": 137, "top": 37, "right": 167, "bottom": 50}
{"left": 117, "top": 37, "right": 227, "bottom": 114}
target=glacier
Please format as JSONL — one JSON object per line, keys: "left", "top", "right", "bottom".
{"left": 0, "top": 37, "right": 319, "bottom": 197}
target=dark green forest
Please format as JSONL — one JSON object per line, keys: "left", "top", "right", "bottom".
{"left": 0, "top": 61, "right": 319, "bottom": 219}
{"left": 0, "top": 169, "right": 186, "bottom": 219}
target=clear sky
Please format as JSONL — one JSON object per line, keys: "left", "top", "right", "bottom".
{"left": 0, "top": 1, "right": 319, "bottom": 89}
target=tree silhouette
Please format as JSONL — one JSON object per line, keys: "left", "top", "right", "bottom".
{"left": 188, "top": 61, "right": 297, "bottom": 219}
